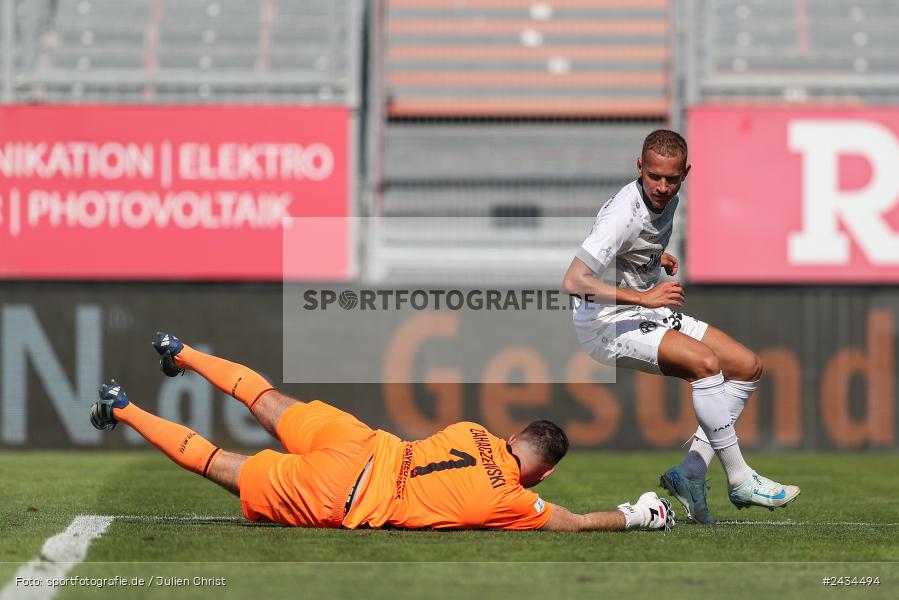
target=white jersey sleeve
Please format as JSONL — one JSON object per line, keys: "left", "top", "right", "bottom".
{"left": 575, "top": 193, "right": 642, "bottom": 278}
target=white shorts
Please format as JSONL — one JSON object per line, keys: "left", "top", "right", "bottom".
{"left": 575, "top": 307, "right": 709, "bottom": 375}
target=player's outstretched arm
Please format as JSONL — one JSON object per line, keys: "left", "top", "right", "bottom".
{"left": 540, "top": 492, "right": 675, "bottom": 532}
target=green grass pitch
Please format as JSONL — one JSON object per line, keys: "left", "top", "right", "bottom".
{"left": 1, "top": 451, "right": 897, "bottom": 599}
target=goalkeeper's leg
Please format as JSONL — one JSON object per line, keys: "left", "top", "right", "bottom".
{"left": 91, "top": 379, "right": 246, "bottom": 495}
{"left": 151, "top": 332, "right": 298, "bottom": 437}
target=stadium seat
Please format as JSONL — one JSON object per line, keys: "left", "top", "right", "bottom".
{"left": 19, "top": 0, "right": 360, "bottom": 103}
{"left": 698, "top": 0, "right": 899, "bottom": 101}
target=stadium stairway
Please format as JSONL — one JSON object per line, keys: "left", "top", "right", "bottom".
{"left": 385, "top": 0, "right": 671, "bottom": 118}
{"left": 372, "top": 0, "right": 671, "bottom": 285}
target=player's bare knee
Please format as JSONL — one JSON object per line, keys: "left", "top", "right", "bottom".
{"left": 207, "top": 451, "right": 245, "bottom": 497}
{"left": 694, "top": 351, "right": 721, "bottom": 380}
{"left": 731, "top": 351, "right": 763, "bottom": 381}
{"left": 748, "top": 353, "right": 763, "bottom": 381}
{"left": 252, "top": 390, "right": 302, "bottom": 436}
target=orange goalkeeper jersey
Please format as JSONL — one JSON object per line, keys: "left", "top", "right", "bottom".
{"left": 343, "top": 422, "right": 552, "bottom": 530}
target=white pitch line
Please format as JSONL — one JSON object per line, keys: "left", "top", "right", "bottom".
{"left": 717, "top": 520, "right": 899, "bottom": 527}
{"left": 0, "top": 515, "right": 114, "bottom": 600}
{"left": 112, "top": 514, "right": 243, "bottom": 523}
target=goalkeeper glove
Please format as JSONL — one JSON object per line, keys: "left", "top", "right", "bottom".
{"left": 618, "top": 491, "right": 675, "bottom": 531}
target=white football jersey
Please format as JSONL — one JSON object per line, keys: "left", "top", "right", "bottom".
{"left": 572, "top": 179, "right": 678, "bottom": 324}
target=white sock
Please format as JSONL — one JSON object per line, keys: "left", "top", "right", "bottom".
{"left": 723, "top": 379, "right": 758, "bottom": 423}
{"left": 687, "top": 430, "right": 753, "bottom": 487}
{"left": 680, "top": 435, "right": 715, "bottom": 479}
{"left": 682, "top": 378, "right": 757, "bottom": 479}
{"left": 717, "top": 443, "right": 753, "bottom": 488}
{"left": 691, "top": 372, "right": 754, "bottom": 487}
{"left": 690, "top": 372, "right": 736, "bottom": 449}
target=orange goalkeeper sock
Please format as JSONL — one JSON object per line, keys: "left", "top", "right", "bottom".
{"left": 174, "top": 345, "right": 275, "bottom": 411}
{"left": 113, "top": 403, "right": 221, "bottom": 477}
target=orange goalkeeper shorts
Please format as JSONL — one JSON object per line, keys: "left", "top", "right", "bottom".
{"left": 238, "top": 400, "right": 376, "bottom": 528}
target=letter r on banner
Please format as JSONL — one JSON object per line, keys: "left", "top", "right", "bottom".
{"left": 788, "top": 119, "right": 899, "bottom": 265}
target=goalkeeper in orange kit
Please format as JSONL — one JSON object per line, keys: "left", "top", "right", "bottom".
{"left": 90, "top": 332, "right": 675, "bottom": 532}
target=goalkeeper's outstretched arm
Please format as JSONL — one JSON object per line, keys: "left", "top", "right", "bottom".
{"left": 540, "top": 504, "right": 627, "bottom": 531}
{"left": 540, "top": 492, "right": 675, "bottom": 532}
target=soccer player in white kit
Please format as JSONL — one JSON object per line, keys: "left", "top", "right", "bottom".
{"left": 562, "top": 130, "right": 800, "bottom": 524}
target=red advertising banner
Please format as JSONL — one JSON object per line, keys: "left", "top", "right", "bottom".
{"left": 0, "top": 105, "right": 351, "bottom": 280}
{"left": 687, "top": 106, "right": 899, "bottom": 283}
